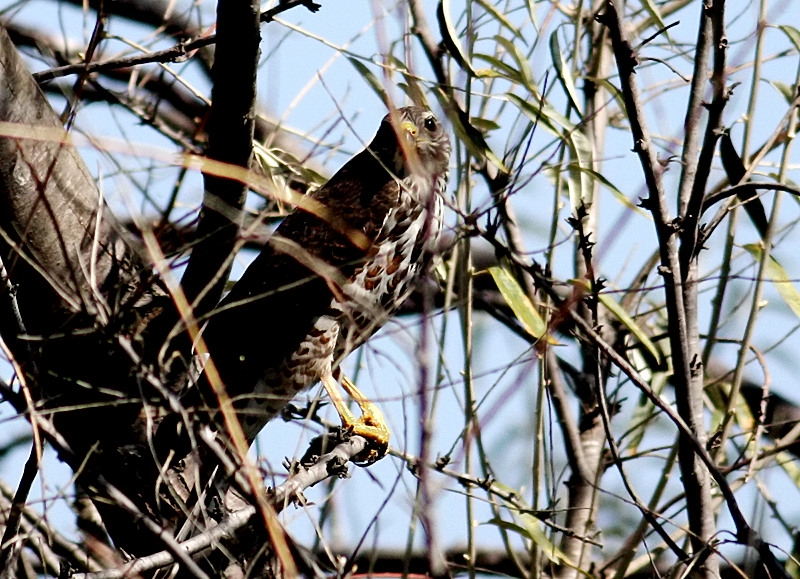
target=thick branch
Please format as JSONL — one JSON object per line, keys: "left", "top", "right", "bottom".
{"left": 676, "top": 0, "right": 714, "bottom": 220}
{"left": 599, "top": 4, "right": 718, "bottom": 573}
{"left": 680, "top": 1, "right": 729, "bottom": 268}
{"left": 178, "top": 0, "right": 260, "bottom": 317}
{"left": 0, "top": 26, "right": 131, "bottom": 340}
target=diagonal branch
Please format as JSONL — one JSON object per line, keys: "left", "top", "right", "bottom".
{"left": 69, "top": 436, "right": 368, "bottom": 579}
{"left": 0, "top": 26, "right": 133, "bottom": 339}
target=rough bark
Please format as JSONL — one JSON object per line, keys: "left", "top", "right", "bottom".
{"left": 0, "top": 27, "right": 131, "bottom": 338}
{"left": 0, "top": 24, "right": 174, "bottom": 555}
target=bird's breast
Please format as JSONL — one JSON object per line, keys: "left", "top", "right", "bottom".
{"left": 337, "top": 175, "right": 444, "bottom": 335}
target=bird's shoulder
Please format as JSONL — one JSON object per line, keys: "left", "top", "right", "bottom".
{"left": 277, "top": 148, "right": 402, "bottom": 250}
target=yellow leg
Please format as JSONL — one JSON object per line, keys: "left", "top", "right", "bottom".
{"left": 320, "top": 372, "right": 390, "bottom": 462}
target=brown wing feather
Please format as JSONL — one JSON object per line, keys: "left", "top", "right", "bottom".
{"left": 203, "top": 121, "right": 404, "bottom": 394}
{"left": 182, "top": 106, "right": 450, "bottom": 438}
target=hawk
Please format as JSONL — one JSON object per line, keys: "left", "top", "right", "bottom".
{"left": 201, "top": 106, "right": 451, "bottom": 459}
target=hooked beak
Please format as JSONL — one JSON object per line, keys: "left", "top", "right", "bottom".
{"left": 400, "top": 120, "right": 418, "bottom": 140}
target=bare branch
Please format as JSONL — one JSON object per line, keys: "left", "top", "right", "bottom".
{"left": 0, "top": 444, "right": 39, "bottom": 574}
{"left": 0, "top": 26, "right": 134, "bottom": 336}
{"left": 177, "top": 0, "right": 260, "bottom": 319}
{"left": 70, "top": 436, "right": 368, "bottom": 579}
{"left": 598, "top": 3, "right": 718, "bottom": 573}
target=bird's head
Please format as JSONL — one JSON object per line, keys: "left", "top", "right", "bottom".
{"left": 382, "top": 107, "right": 451, "bottom": 179}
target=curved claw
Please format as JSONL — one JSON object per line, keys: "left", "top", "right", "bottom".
{"left": 320, "top": 373, "right": 390, "bottom": 464}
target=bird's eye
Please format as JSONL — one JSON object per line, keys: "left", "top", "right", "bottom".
{"left": 423, "top": 116, "right": 438, "bottom": 132}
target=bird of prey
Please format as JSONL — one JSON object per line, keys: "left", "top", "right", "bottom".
{"left": 202, "top": 106, "right": 451, "bottom": 459}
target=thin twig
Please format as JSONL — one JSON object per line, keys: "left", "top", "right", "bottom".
{"left": 33, "top": 36, "right": 216, "bottom": 83}
{"left": 32, "top": 0, "right": 323, "bottom": 84}
{"left": 69, "top": 437, "right": 367, "bottom": 579}
{"left": 479, "top": 219, "right": 767, "bottom": 558}
{"left": 0, "top": 479, "right": 105, "bottom": 574}
{"left": 0, "top": 444, "right": 39, "bottom": 575}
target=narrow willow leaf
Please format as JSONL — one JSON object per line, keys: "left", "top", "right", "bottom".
{"left": 474, "top": 67, "right": 505, "bottom": 79}
{"left": 568, "top": 165, "right": 648, "bottom": 215}
{"left": 770, "top": 80, "right": 796, "bottom": 104}
{"left": 780, "top": 455, "right": 800, "bottom": 488}
{"left": 567, "top": 129, "right": 593, "bottom": 211}
{"left": 470, "top": 117, "right": 501, "bottom": 132}
{"left": 438, "top": 0, "right": 476, "bottom": 75}
{"left": 347, "top": 58, "right": 388, "bottom": 104}
{"left": 474, "top": 0, "right": 524, "bottom": 41}
{"left": 446, "top": 114, "right": 508, "bottom": 174}
{"left": 489, "top": 266, "right": 548, "bottom": 339}
{"left": 525, "top": 0, "right": 538, "bottom": 30}
{"left": 474, "top": 53, "right": 525, "bottom": 85}
{"left": 583, "top": 281, "right": 662, "bottom": 365}
{"left": 641, "top": 0, "right": 667, "bottom": 30}
{"left": 506, "top": 92, "right": 574, "bottom": 137}
{"left": 743, "top": 244, "right": 800, "bottom": 319}
{"left": 514, "top": 512, "right": 573, "bottom": 567}
{"left": 719, "top": 133, "right": 768, "bottom": 237}
{"left": 495, "top": 35, "right": 535, "bottom": 90}
{"left": 484, "top": 518, "right": 532, "bottom": 539}
{"left": 486, "top": 513, "right": 572, "bottom": 567}
{"left": 594, "top": 77, "right": 627, "bottom": 115}
{"left": 779, "top": 25, "right": 800, "bottom": 53}
{"left": 549, "top": 31, "right": 581, "bottom": 115}
{"left": 485, "top": 480, "right": 574, "bottom": 568}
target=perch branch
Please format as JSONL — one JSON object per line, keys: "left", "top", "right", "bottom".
{"left": 68, "top": 437, "right": 368, "bottom": 579}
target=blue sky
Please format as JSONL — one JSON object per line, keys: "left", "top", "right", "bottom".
{"left": 2, "top": 0, "right": 800, "bottom": 570}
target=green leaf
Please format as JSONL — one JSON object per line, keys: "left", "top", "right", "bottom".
{"left": 641, "top": 0, "right": 667, "bottom": 31}
{"left": 743, "top": 244, "right": 800, "bottom": 319}
{"left": 484, "top": 480, "right": 573, "bottom": 568}
{"left": 474, "top": 53, "right": 525, "bottom": 85}
{"left": 474, "top": 67, "right": 505, "bottom": 79}
{"left": 445, "top": 111, "right": 508, "bottom": 174}
{"left": 506, "top": 92, "right": 575, "bottom": 136}
{"left": 567, "top": 165, "right": 648, "bottom": 216}
{"left": 573, "top": 279, "right": 662, "bottom": 364}
{"left": 488, "top": 266, "right": 548, "bottom": 340}
{"left": 779, "top": 25, "right": 800, "bottom": 53}
{"left": 780, "top": 455, "right": 800, "bottom": 488}
{"left": 549, "top": 31, "right": 582, "bottom": 116}
{"left": 593, "top": 77, "right": 627, "bottom": 115}
{"left": 470, "top": 117, "right": 501, "bottom": 132}
{"left": 495, "top": 35, "right": 535, "bottom": 90}
{"left": 485, "top": 513, "right": 572, "bottom": 567}
{"left": 514, "top": 512, "right": 572, "bottom": 566}
{"left": 347, "top": 58, "right": 388, "bottom": 104}
{"left": 438, "top": 0, "right": 476, "bottom": 76}
{"left": 525, "top": 0, "right": 538, "bottom": 31}
{"left": 474, "top": 0, "right": 524, "bottom": 41}
{"left": 484, "top": 517, "right": 533, "bottom": 538}
{"left": 567, "top": 129, "right": 593, "bottom": 211}
{"left": 770, "top": 80, "right": 796, "bottom": 105}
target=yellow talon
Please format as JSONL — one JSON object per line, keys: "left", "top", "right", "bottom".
{"left": 320, "top": 372, "right": 390, "bottom": 463}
